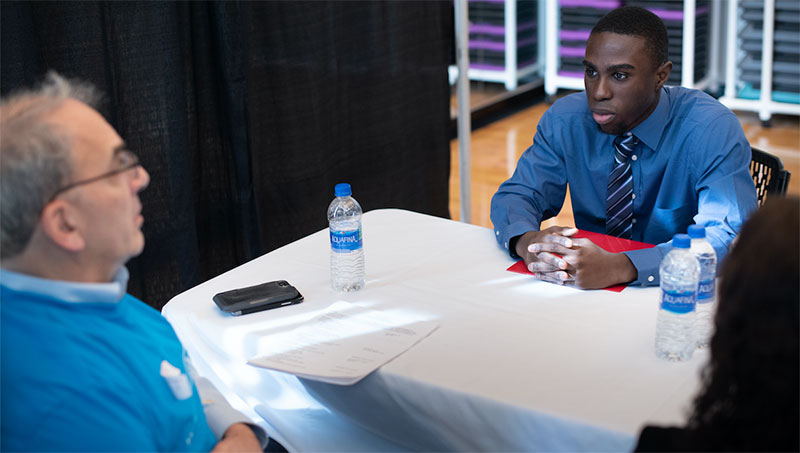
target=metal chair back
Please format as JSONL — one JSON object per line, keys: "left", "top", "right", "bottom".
{"left": 750, "top": 147, "right": 791, "bottom": 206}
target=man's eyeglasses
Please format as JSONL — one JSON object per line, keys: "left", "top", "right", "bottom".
{"left": 48, "top": 150, "right": 141, "bottom": 202}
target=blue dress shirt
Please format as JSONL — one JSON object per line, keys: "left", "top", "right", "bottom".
{"left": 490, "top": 86, "right": 757, "bottom": 286}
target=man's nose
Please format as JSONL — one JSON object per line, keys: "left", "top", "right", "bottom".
{"left": 131, "top": 165, "right": 150, "bottom": 192}
{"left": 592, "top": 76, "right": 612, "bottom": 101}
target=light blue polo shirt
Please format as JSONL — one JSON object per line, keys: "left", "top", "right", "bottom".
{"left": 0, "top": 268, "right": 218, "bottom": 452}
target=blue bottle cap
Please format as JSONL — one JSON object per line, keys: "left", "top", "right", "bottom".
{"left": 334, "top": 183, "right": 352, "bottom": 197}
{"left": 687, "top": 224, "right": 706, "bottom": 238}
{"left": 672, "top": 234, "right": 691, "bottom": 249}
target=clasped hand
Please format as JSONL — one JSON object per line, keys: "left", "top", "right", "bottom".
{"left": 211, "top": 423, "right": 262, "bottom": 453}
{"left": 515, "top": 226, "right": 637, "bottom": 289}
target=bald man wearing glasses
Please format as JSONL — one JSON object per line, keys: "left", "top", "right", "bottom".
{"left": 0, "top": 73, "right": 266, "bottom": 452}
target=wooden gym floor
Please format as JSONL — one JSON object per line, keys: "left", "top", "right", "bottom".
{"left": 449, "top": 87, "right": 800, "bottom": 229}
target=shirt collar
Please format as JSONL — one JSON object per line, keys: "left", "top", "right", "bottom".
{"left": 0, "top": 267, "right": 129, "bottom": 304}
{"left": 630, "top": 86, "right": 671, "bottom": 151}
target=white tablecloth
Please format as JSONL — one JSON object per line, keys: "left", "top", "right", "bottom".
{"left": 163, "top": 209, "right": 707, "bottom": 452}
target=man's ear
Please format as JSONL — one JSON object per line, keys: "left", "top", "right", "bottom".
{"left": 39, "top": 201, "right": 85, "bottom": 252}
{"left": 655, "top": 60, "right": 672, "bottom": 91}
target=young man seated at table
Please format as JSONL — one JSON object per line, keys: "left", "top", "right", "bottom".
{"left": 636, "top": 196, "right": 799, "bottom": 451}
{"left": 0, "top": 72, "right": 267, "bottom": 452}
{"left": 490, "top": 6, "right": 756, "bottom": 289}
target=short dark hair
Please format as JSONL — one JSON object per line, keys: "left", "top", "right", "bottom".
{"left": 591, "top": 6, "right": 669, "bottom": 68}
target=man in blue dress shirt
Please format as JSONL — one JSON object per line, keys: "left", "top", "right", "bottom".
{"left": 491, "top": 6, "right": 757, "bottom": 289}
{"left": 0, "top": 72, "right": 267, "bottom": 451}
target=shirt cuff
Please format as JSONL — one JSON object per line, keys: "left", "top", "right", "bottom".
{"left": 187, "top": 358, "right": 269, "bottom": 449}
{"left": 622, "top": 245, "right": 669, "bottom": 287}
{"left": 195, "top": 375, "right": 269, "bottom": 448}
{"left": 495, "top": 221, "right": 540, "bottom": 259}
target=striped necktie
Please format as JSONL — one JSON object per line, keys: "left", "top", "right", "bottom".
{"left": 606, "top": 133, "right": 639, "bottom": 239}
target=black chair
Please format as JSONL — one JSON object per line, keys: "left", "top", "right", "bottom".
{"left": 750, "top": 147, "right": 791, "bottom": 206}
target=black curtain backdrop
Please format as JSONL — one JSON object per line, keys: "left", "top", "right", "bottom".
{"left": 1, "top": 1, "right": 453, "bottom": 309}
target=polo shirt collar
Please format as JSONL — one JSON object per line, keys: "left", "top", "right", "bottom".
{"left": 0, "top": 267, "right": 129, "bottom": 304}
{"left": 630, "top": 86, "right": 671, "bottom": 152}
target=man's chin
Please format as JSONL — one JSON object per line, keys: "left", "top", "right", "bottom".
{"left": 596, "top": 122, "right": 624, "bottom": 135}
{"left": 128, "top": 234, "right": 146, "bottom": 259}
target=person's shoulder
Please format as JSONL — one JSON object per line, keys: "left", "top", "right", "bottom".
{"left": 540, "top": 92, "right": 590, "bottom": 129}
{"left": 122, "top": 293, "right": 170, "bottom": 322}
{"left": 123, "top": 292, "right": 160, "bottom": 312}
{"left": 665, "top": 86, "right": 737, "bottom": 124}
{"left": 121, "top": 293, "right": 183, "bottom": 340}
{"left": 666, "top": 86, "right": 747, "bottom": 146}
{"left": 0, "top": 287, "right": 67, "bottom": 342}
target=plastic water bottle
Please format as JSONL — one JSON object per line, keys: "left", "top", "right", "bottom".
{"left": 655, "top": 234, "right": 700, "bottom": 361}
{"left": 328, "top": 183, "right": 365, "bottom": 292}
{"left": 688, "top": 225, "right": 717, "bottom": 349}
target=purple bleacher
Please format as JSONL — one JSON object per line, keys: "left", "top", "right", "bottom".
{"left": 469, "top": 36, "right": 538, "bottom": 51}
{"left": 647, "top": 7, "right": 709, "bottom": 21}
{"left": 560, "top": 29, "right": 591, "bottom": 41}
{"left": 469, "top": 21, "right": 537, "bottom": 36}
{"left": 470, "top": 59, "right": 538, "bottom": 70}
{"left": 558, "top": 71, "right": 586, "bottom": 79}
{"left": 559, "top": 46, "right": 586, "bottom": 58}
{"left": 559, "top": 0, "right": 620, "bottom": 9}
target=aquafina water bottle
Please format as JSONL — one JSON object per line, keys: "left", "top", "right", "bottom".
{"left": 328, "top": 183, "right": 365, "bottom": 292}
{"left": 688, "top": 224, "right": 717, "bottom": 349}
{"left": 655, "top": 234, "right": 700, "bottom": 361}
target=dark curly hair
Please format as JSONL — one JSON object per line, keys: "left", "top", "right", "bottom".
{"left": 688, "top": 197, "right": 800, "bottom": 450}
{"left": 591, "top": 6, "right": 669, "bottom": 69}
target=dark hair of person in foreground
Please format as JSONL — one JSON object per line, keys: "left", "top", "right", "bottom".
{"left": 637, "top": 196, "right": 799, "bottom": 451}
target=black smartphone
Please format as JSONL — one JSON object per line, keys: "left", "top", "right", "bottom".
{"left": 212, "top": 280, "right": 304, "bottom": 316}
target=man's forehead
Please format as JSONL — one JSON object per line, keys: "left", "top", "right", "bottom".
{"left": 49, "top": 99, "right": 119, "bottom": 141}
{"left": 585, "top": 32, "right": 649, "bottom": 65}
{"left": 47, "top": 99, "right": 123, "bottom": 170}
{"left": 589, "top": 31, "right": 648, "bottom": 46}
{"left": 46, "top": 98, "right": 99, "bottom": 124}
